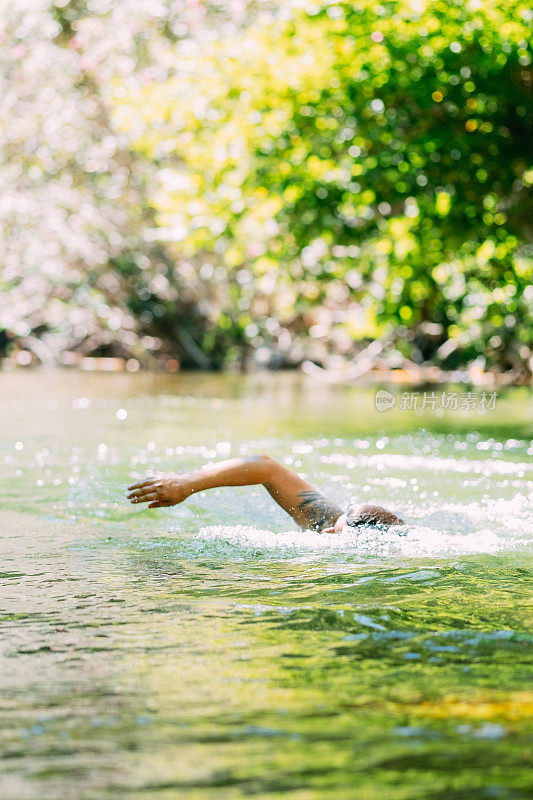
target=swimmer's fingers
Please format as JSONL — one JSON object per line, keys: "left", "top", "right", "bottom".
{"left": 127, "top": 483, "right": 161, "bottom": 499}
{"left": 130, "top": 491, "right": 160, "bottom": 504}
{"left": 127, "top": 479, "right": 154, "bottom": 491}
{"left": 148, "top": 500, "right": 173, "bottom": 508}
{"left": 128, "top": 475, "right": 190, "bottom": 507}
{"left": 321, "top": 525, "right": 336, "bottom": 533}
{"left": 128, "top": 475, "right": 167, "bottom": 490}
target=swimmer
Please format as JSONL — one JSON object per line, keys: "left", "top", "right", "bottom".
{"left": 127, "top": 454, "right": 403, "bottom": 531}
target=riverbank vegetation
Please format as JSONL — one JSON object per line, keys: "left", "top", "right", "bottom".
{"left": 1, "top": 1, "right": 532, "bottom": 379}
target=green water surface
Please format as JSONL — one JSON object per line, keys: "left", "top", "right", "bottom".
{"left": 0, "top": 371, "right": 531, "bottom": 800}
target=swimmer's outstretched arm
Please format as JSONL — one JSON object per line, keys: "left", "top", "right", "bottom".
{"left": 127, "top": 454, "right": 343, "bottom": 531}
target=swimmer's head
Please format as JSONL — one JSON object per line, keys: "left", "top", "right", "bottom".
{"left": 321, "top": 503, "right": 404, "bottom": 533}
{"left": 346, "top": 502, "right": 404, "bottom": 528}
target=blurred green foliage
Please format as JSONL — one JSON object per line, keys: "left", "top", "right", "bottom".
{"left": 1, "top": 1, "right": 532, "bottom": 375}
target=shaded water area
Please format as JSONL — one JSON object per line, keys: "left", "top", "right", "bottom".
{"left": 1, "top": 371, "right": 531, "bottom": 800}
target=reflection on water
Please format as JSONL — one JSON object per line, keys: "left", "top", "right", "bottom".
{"left": 0, "top": 372, "right": 531, "bottom": 799}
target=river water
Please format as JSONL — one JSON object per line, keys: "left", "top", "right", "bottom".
{"left": 1, "top": 371, "right": 531, "bottom": 799}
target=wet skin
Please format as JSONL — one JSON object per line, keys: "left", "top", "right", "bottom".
{"left": 127, "top": 454, "right": 402, "bottom": 531}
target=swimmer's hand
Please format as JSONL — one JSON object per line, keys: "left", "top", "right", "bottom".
{"left": 321, "top": 513, "right": 346, "bottom": 533}
{"left": 127, "top": 475, "right": 193, "bottom": 508}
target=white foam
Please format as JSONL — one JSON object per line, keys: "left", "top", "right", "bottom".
{"left": 196, "top": 518, "right": 528, "bottom": 559}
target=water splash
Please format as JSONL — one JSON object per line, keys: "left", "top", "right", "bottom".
{"left": 196, "top": 517, "right": 527, "bottom": 559}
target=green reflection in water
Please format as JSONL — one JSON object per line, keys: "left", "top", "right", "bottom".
{"left": 0, "top": 372, "right": 531, "bottom": 799}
